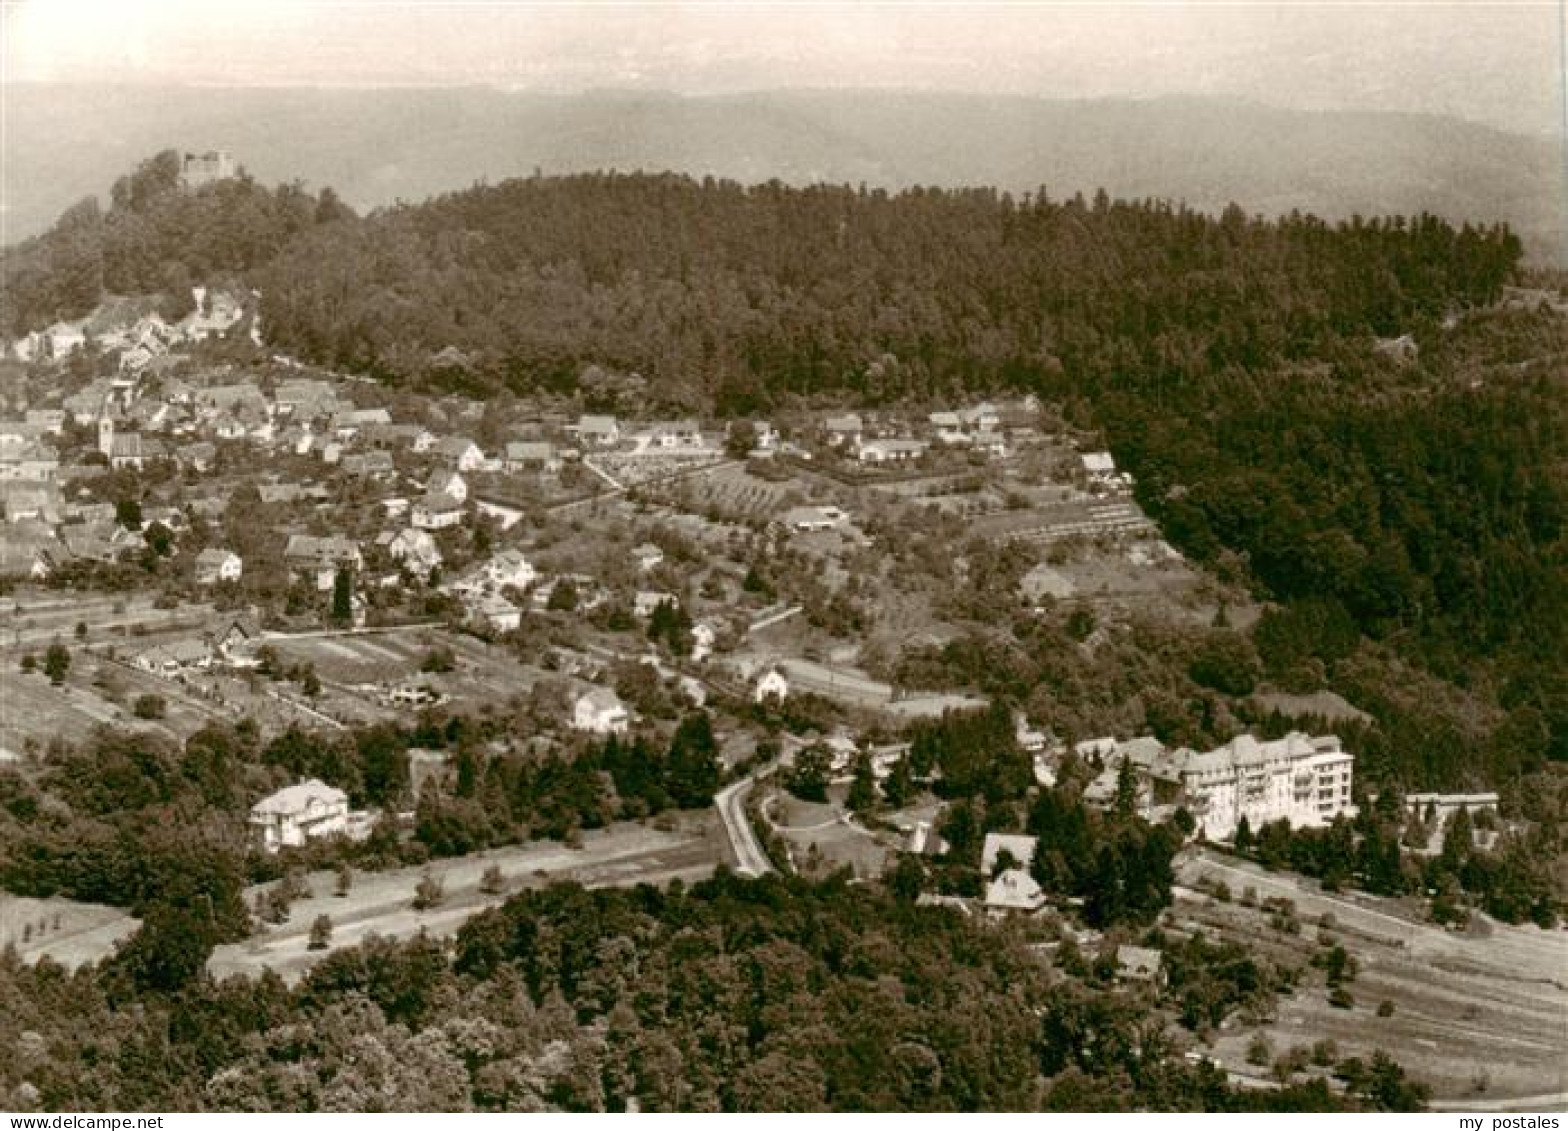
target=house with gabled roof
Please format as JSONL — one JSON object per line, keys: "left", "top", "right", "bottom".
{"left": 386, "top": 527, "right": 442, "bottom": 581}
{"left": 283, "top": 534, "right": 362, "bottom": 590}
{"left": 1, "top": 482, "right": 61, "bottom": 523}
{"left": 133, "top": 639, "right": 213, "bottom": 678}
{"left": 341, "top": 450, "right": 395, "bottom": 480}
{"left": 412, "top": 489, "right": 465, "bottom": 531}
{"left": 754, "top": 668, "right": 789, "bottom": 704}
{"left": 427, "top": 468, "right": 467, "bottom": 502}
{"left": 434, "top": 435, "right": 485, "bottom": 472}
{"left": 823, "top": 413, "right": 863, "bottom": 447}
{"left": 573, "top": 687, "right": 630, "bottom": 735}
{"left": 855, "top": 437, "right": 927, "bottom": 464}
{"left": 504, "top": 440, "right": 560, "bottom": 473}
{"left": 249, "top": 779, "right": 351, "bottom": 853}
{"left": 0, "top": 520, "right": 58, "bottom": 580}
{"left": 1116, "top": 945, "right": 1165, "bottom": 985}
{"left": 574, "top": 415, "right": 620, "bottom": 447}
{"left": 981, "top": 832, "right": 1046, "bottom": 913}
{"left": 466, "top": 591, "right": 522, "bottom": 633}
{"left": 194, "top": 548, "right": 243, "bottom": 586}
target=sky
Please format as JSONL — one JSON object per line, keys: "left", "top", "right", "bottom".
{"left": 1, "top": 0, "right": 1564, "bottom": 138}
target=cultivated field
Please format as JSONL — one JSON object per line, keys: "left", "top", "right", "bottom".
{"left": 0, "top": 893, "right": 139, "bottom": 969}
{"left": 209, "top": 814, "right": 727, "bottom": 983}
{"left": 267, "top": 626, "right": 550, "bottom": 725}
{"left": 0, "top": 591, "right": 216, "bottom": 650}
{"left": 0, "top": 650, "right": 231, "bottom": 757}
{"left": 1174, "top": 849, "right": 1568, "bottom": 1105}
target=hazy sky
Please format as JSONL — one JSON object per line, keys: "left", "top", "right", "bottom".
{"left": 3, "top": 0, "right": 1564, "bottom": 138}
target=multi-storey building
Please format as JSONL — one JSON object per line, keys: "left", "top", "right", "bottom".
{"left": 1082, "top": 730, "right": 1355, "bottom": 841}
{"left": 1160, "top": 732, "right": 1355, "bottom": 840}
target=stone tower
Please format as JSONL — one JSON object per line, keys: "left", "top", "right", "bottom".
{"left": 97, "top": 405, "right": 114, "bottom": 458}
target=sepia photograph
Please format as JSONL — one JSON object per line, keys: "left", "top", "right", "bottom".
{"left": 0, "top": 0, "right": 1565, "bottom": 1118}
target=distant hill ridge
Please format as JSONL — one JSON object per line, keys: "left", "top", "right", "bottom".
{"left": 4, "top": 86, "right": 1564, "bottom": 264}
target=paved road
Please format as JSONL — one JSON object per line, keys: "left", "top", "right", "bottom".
{"left": 715, "top": 774, "right": 774, "bottom": 877}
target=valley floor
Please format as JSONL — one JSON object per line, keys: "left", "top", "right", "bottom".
{"left": 1174, "top": 849, "right": 1568, "bottom": 1106}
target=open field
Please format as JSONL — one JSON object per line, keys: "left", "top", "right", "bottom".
{"left": 1173, "top": 849, "right": 1568, "bottom": 1105}
{"left": 0, "top": 650, "right": 230, "bottom": 756}
{"left": 0, "top": 665, "right": 123, "bottom": 756}
{"left": 210, "top": 814, "right": 727, "bottom": 983}
{"left": 266, "top": 626, "right": 551, "bottom": 726}
{"left": 765, "top": 788, "right": 891, "bottom": 879}
{"left": 271, "top": 628, "right": 443, "bottom": 684}
{"left": 0, "top": 590, "right": 217, "bottom": 650}
{"left": 0, "top": 893, "right": 139, "bottom": 969}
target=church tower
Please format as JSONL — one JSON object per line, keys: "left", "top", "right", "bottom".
{"left": 98, "top": 406, "right": 114, "bottom": 458}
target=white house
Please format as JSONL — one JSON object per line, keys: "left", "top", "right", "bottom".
{"left": 249, "top": 779, "right": 351, "bottom": 853}
{"left": 193, "top": 548, "right": 243, "bottom": 586}
{"left": 781, "top": 505, "right": 847, "bottom": 533}
{"left": 486, "top": 549, "right": 537, "bottom": 590}
{"left": 1081, "top": 451, "right": 1131, "bottom": 490}
{"left": 635, "top": 419, "right": 705, "bottom": 452}
{"left": 754, "top": 668, "right": 789, "bottom": 704}
{"left": 428, "top": 468, "right": 468, "bottom": 503}
{"left": 412, "top": 489, "right": 465, "bottom": 531}
{"left": 387, "top": 528, "right": 442, "bottom": 580}
{"left": 631, "top": 542, "right": 665, "bottom": 572}
{"left": 504, "top": 440, "right": 560, "bottom": 473}
{"left": 691, "top": 620, "right": 718, "bottom": 662}
{"left": 573, "top": 687, "right": 630, "bottom": 735}
{"left": 435, "top": 436, "right": 485, "bottom": 472}
{"left": 468, "top": 591, "right": 522, "bottom": 632}
{"left": 634, "top": 590, "right": 678, "bottom": 619}
{"left": 451, "top": 549, "right": 536, "bottom": 595}
{"left": 981, "top": 832, "right": 1046, "bottom": 913}
{"left": 132, "top": 639, "right": 213, "bottom": 678}
{"left": 855, "top": 438, "right": 927, "bottom": 464}
{"left": 575, "top": 415, "right": 620, "bottom": 447}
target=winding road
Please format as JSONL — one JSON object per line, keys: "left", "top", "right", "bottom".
{"left": 715, "top": 774, "right": 774, "bottom": 877}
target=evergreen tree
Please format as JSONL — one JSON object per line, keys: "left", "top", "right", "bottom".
{"left": 882, "top": 754, "right": 914, "bottom": 809}
{"left": 847, "top": 752, "right": 878, "bottom": 814}
{"left": 1113, "top": 756, "right": 1139, "bottom": 821}
{"left": 331, "top": 566, "right": 354, "bottom": 623}
{"left": 665, "top": 711, "right": 720, "bottom": 808}
{"left": 43, "top": 643, "right": 71, "bottom": 686}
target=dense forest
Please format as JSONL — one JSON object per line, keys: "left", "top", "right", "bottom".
{"left": 3, "top": 158, "right": 1564, "bottom": 776}
{"left": 0, "top": 708, "right": 722, "bottom": 932}
{"left": 0, "top": 150, "right": 351, "bottom": 336}
{"left": 1, "top": 869, "right": 1429, "bottom": 1111}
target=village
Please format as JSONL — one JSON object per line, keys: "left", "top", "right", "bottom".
{"left": 0, "top": 286, "right": 1207, "bottom": 762}
{"left": 0, "top": 282, "right": 1558, "bottom": 1109}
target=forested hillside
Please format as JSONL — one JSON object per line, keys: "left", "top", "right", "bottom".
{"left": 251, "top": 174, "right": 1563, "bottom": 768}
{"left": 0, "top": 150, "right": 352, "bottom": 337}
{"left": 3, "top": 161, "right": 1563, "bottom": 779}
{"left": 6, "top": 87, "right": 1564, "bottom": 260}
{"left": 0, "top": 872, "right": 1425, "bottom": 1111}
